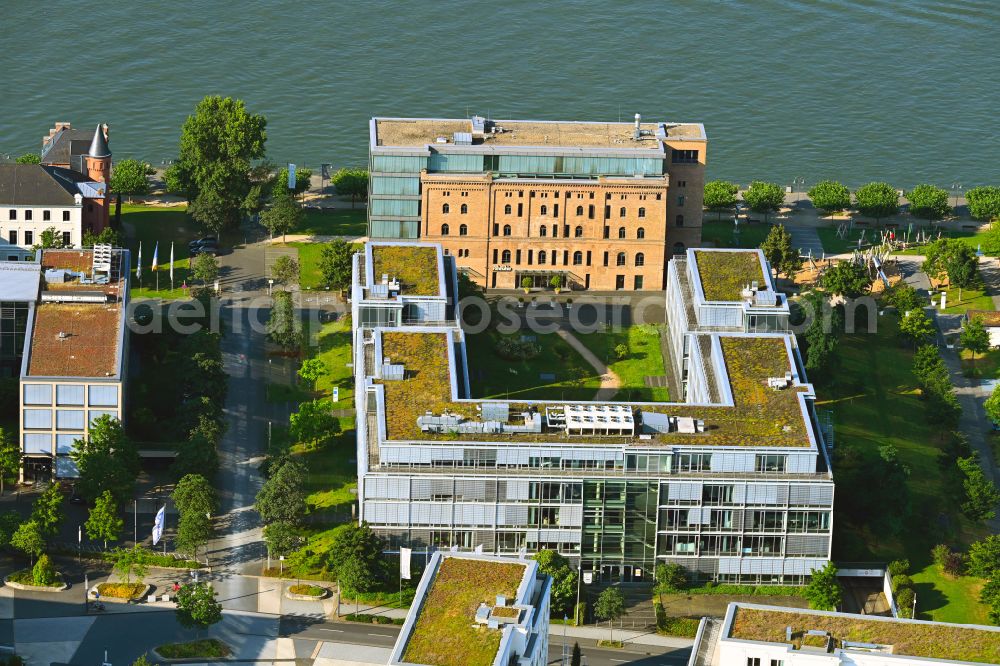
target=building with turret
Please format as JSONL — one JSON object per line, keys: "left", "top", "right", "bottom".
{"left": 1, "top": 124, "right": 112, "bottom": 261}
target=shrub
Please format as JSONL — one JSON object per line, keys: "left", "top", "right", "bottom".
{"left": 895, "top": 587, "right": 915, "bottom": 618}
{"left": 931, "top": 544, "right": 951, "bottom": 567}
{"left": 495, "top": 337, "right": 541, "bottom": 361}
{"left": 97, "top": 582, "right": 147, "bottom": 599}
{"left": 32, "top": 554, "right": 57, "bottom": 587}
{"left": 887, "top": 559, "right": 910, "bottom": 577}
{"left": 891, "top": 574, "right": 914, "bottom": 595}
{"left": 289, "top": 584, "right": 326, "bottom": 597}
{"left": 654, "top": 563, "right": 688, "bottom": 592}
{"left": 614, "top": 343, "right": 629, "bottom": 360}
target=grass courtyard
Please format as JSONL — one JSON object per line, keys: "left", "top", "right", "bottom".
{"left": 818, "top": 313, "right": 989, "bottom": 623}
{"left": 293, "top": 207, "right": 367, "bottom": 237}
{"left": 701, "top": 220, "right": 773, "bottom": 249}
{"left": 119, "top": 204, "right": 198, "bottom": 299}
{"left": 577, "top": 324, "right": 671, "bottom": 402}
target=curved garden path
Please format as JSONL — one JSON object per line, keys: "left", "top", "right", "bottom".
{"left": 555, "top": 329, "right": 621, "bottom": 401}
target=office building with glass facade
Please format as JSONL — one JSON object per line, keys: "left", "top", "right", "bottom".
{"left": 368, "top": 115, "right": 707, "bottom": 290}
{"left": 353, "top": 242, "right": 834, "bottom": 584}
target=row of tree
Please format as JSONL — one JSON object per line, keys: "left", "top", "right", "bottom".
{"left": 705, "top": 179, "right": 1000, "bottom": 222}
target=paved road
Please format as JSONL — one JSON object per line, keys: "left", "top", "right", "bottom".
{"left": 281, "top": 617, "right": 692, "bottom": 666}
{"left": 787, "top": 225, "right": 824, "bottom": 257}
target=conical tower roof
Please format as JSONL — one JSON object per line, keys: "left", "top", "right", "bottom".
{"left": 88, "top": 124, "right": 111, "bottom": 158}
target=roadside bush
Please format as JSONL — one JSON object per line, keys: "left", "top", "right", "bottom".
{"left": 98, "top": 582, "right": 146, "bottom": 599}
{"left": 343, "top": 613, "right": 404, "bottom": 625}
{"left": 654, "top": 562, "right": 688, "bottom": 593}
{"left": 495, "top": 336, "right": 541, "bottom": 361}
{"left": 32, "top": 554, "right": 57, "bottom": 587}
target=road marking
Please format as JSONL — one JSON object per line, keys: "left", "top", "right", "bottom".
{"left": 311, "top": 628, "right": 344, "bottom": 633}
{"left": 368, "top": 632, "right": 394, "bottom": 637}
{"left": 609, "top": 660, "right": 628, "bottom": 663}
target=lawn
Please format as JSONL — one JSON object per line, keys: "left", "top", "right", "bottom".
{"left": 288, "top": 240, "right": 362, "bottom": 291}
{"left": 936, "top": 281, "right": 995, "bottom": 315}
{"left": 577, "top": 325, "right": 671, "bottom": 402}
{"left": 294, "top": 207, "right": 367, "bottom": 237}
{"left": 701, "top": 220, "right": 773, "bottom": 249}
{"left": 307, "top": 315, "right": 355, "bottom": 407}
{"left": 465, "top": 329, "right": 601, "bottom": 401}
{"left": 911, "top": 565, "right": 988, "bottom": 625}
{"left": 960, "top": 347, "right": 1000, "bottom": 379}
{"left": 895, "top": 227, "right": 991, "bottom": 257}
{"left": 818, "top": 313, "right": 989, "bottom": 622}
{"left": 816, "top": 226, "right": 871, "bottom": 255}
{"left": 119, "top": 204, "right": 199, "bottom": 299}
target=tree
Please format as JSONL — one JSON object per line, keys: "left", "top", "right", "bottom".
{"left": 854, "top": 182, "right": 899, "bottom": 223}
{"left": 267, "top": 290, "right": 300, "bottom": 348}
{"left": 986, "top": 384, "right": 1000, "bottom": 426}
{"left": 263, "top": 521, "right": 300, "bottom": 558}
{"left": 11, "top": 520, "right": 45, "bottom": 566}
{"left": 898, "top": 308, "right": 935, "bottom": 347}
{"left": 594, "top": 587, "right": 626, "bottom": 643}
{"left": 260, "top": 193, "right": 303, "bottom": 242}
{"left": 742, "top": 181, "right": 785, "bottom": 223}
{"left": 804, "top": 562, "right": 841, "bottom": 610}
{"left": 962, "top": 317, "right": 990, "bottom": 368}
{"left": 521, "top": 276, "right": 532, "bottom": 291}
{"left": 15, "top": 153, "right": 40, "bottom": 164}
{"left": 297, "top": 358, "right": 326, "bottom": 387}
{"left": 83, "top": 227, "right": 122, "bottom": 248}
{"left": 31, "top": 481, "right": 65, "bottom": 537}
{"left": 0, "top": 426, "right": 19, "bottom": 495}
{"left": 326, "top": 522, "right": 386, "bottom": 594}
{"left": 958, "top": 455, "right": 1000, "bottom": 522}
{"left": 255, "top": 457, "right": 307, "bottom": 525}
{"left": 132, "top": 655, "right": 153, "bottom": 666}
{"left": 906, "top": 184, "right": 950, "bottom": 221}
{"left": 172, "top": 474, "right": 217, "bottom": 560}
{"left": 654, "top": 562, "right": 688, "bottom": 592}
{"left": 981, "top": 577, "right": 1000, "bottom": 625}
{"left": 32, "top": 554, "right": 57, "bottom": 587}
{"left": 703, "top": 180, "right": 738, "bottom": 220}
{"left": 38, "top": 227, "right": 63, "bottom": 249}
{"left": 533, "top": 550, "right": 579, "bottom": 617}
{"left": 273, "top": 166, "right": 313, "bottom": 196}
{"left": 807, "top": 180, "right": 851, "bottom": 213}
{"left": 173, "top": 414, "right": 222, "bottom": 480}
{"left": 798, "top": 291, "right": 841, "bottom": 378}
{"left": 192, "top": 252, "right": 219, "bottom": 285}
{"left": 289, "top": 399, "right": 340, "bottom": 449}
{"left": 550, "top": 274, "right": 563, "bottom": 291}
{"left": 175, "top": 582, "right": 223, "bottom": 631}
{"left": 69, "top": 415, "right": 138, "bottom": 504}
{"left": 0, "top": 511, "right": 22, "bottom": 548}
{"left": 271, "top": 255, "right": 300, "bottom": 287}
{"left": 109, "top": 158, "right": 151, "bottom": 198}
{"left": 819, "top": 261, "right": 870, "bottom": 298}
{"left": 331, "top": 168, "right": 368, "bottom": 208}
{"left": 86, "top": 490, "right": 123, "bottom": 549}
{"left": 968, "top": 535, "right": 1000, "bottom": 578}
{"left": 966, "top": 186, "right": 1000, "bottom": 222}
{"left": 884, "top": 284, "right": 923, "bottom": 314}
{"left": 113, "top": 546, "right": 151, "bottom": 584}
{"left": 165, "top": 96, "right": 267, "bottom": 233}
{"left": 318, "top": 240, "right": 355, "bottom": 291}
{"left": 759, "top": 224, "right": 802, "bottom": 277}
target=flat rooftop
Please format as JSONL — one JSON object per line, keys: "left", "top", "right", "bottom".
{"left": 375, "top": 329, "right": 813, "bottom": 448}
{"left": 0, "top": 262, "right": 41, "bottom": 301}
{"left": 401, "top": 556, "right": 528, "bottom": 666}
{"left": 728, "top": 604, "right": 1000, "bottom": 664}
{"left": 374, "top": 117, "right": 705, "bottom": 149}
{"left": 370, "top": 244, "right": 441, "bottom": 297}
{"left": 693, "top": 249, "right": 770, "bottom": 302}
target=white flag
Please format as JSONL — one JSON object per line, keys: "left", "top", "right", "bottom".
{"left": 136, "top": 242, "right": 142, "bottom": 280}
{"left": 169, "top": 242, "right": 174, "bottom": 281}
{"left": 152, "top": 505, "right": 165, "bottom": 545}
{"left": 474, "top": 544, "right": 483, "bottom": 554}
{"left": 400, "top": 547, "right": 412, "bottom": 580}
{"left": 518, "top": 546, "right": 527, "bottom": 560}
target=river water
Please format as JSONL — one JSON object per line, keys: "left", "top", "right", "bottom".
{"left": 1, "top": 0, "right": 998, "bottom": 188}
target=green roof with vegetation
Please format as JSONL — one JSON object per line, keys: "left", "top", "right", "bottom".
{"left": 731, "top": 607, "right": 1000, "bottom": 664}
{"left": 402, "top": 557, "right": 526, "bottom": 666}
{"left": 693, "top": 250, "right": 767, "bottom": 301}
{"left": 372, "top": 245, "right": 440, "bottom": 296}
{"left": 376, "top": 331, "right": 811, "bottom": 447}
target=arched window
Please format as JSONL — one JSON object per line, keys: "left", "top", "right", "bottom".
{"left": 459, "top": 224, "right": 468, "bottom": 236}
{"left": 672, "top": 242, "right": 686, "bottom": 255}
{"left": 576, "top": 205, "right": 584, "bottom": 216}
{"left": 539, "top": 225, "right": 547, "bottom": 237}
{"left": 618, "top": 227, "right": 626, "bottom": 239}
{"left": 619, "top": 206, "right": 626, "bottom": 217}
{"left": 503, "top": 224, "right": 512, "bottom": 236}
{"left": 442, "top": 203, "right": 450, "bottom": 214}
{"left": 504, "top": 204, "right": 512, "bottom": 215}
{"left": 675, "top": 214, "right": 684, "bottom": 227}
{"left": 501, "top": 250, "right": 511, "bottom": 263}
{"left": 540, "top": 205, "right": 548, "bottom": 215}
{"left": 574, "top": 226, "right": 583, "bottom": 237}
{"left": 637, "top": 227, "right": 645, "bottom": 239}
{"left": 573, "top": 251, "right": 583, "bottom": 265}
{"left": 441, "top": 223, "right": 450, "bottom": 236}
{"left": 538, "top": 250, "right": 547, "bottom": 265}
{"left": 460, "top": 204, "right": 468, "bottom": 214}
{"left": 616, "top": 252, "right": 626, "bottom": 266}
{"left": 635, "top": 253, "right": 645, "bottom": 267}
{"left": 638, "top": 207, "right": 646, "bottom": 218}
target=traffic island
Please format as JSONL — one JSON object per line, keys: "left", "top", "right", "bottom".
{"left": 3, "top": 570, "right": 68, "bottom": 593}
{"left": 285, "top": 583, "right": 330, "bottom": 601}
{"left": 153, "top": 639, "right": 231, "bottom": 660}
{"left": 94, "top": 582, "right": 151, "bottom": 602}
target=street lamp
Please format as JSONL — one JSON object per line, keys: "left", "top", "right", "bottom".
{"left": 793, "top": 177, "right": 805, "bottom": 202}
{"left": 951, "top": 182, "right": 963, "bottom": 210}
{"left": 268, "top": 278, "right": 274, "bottom": 296}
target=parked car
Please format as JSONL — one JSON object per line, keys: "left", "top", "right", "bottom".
{"left": 188, "top": 236, "right": 217, "bottom": 252}
{"left": 191, "top": 242, "right": 220, "bottom": 257}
